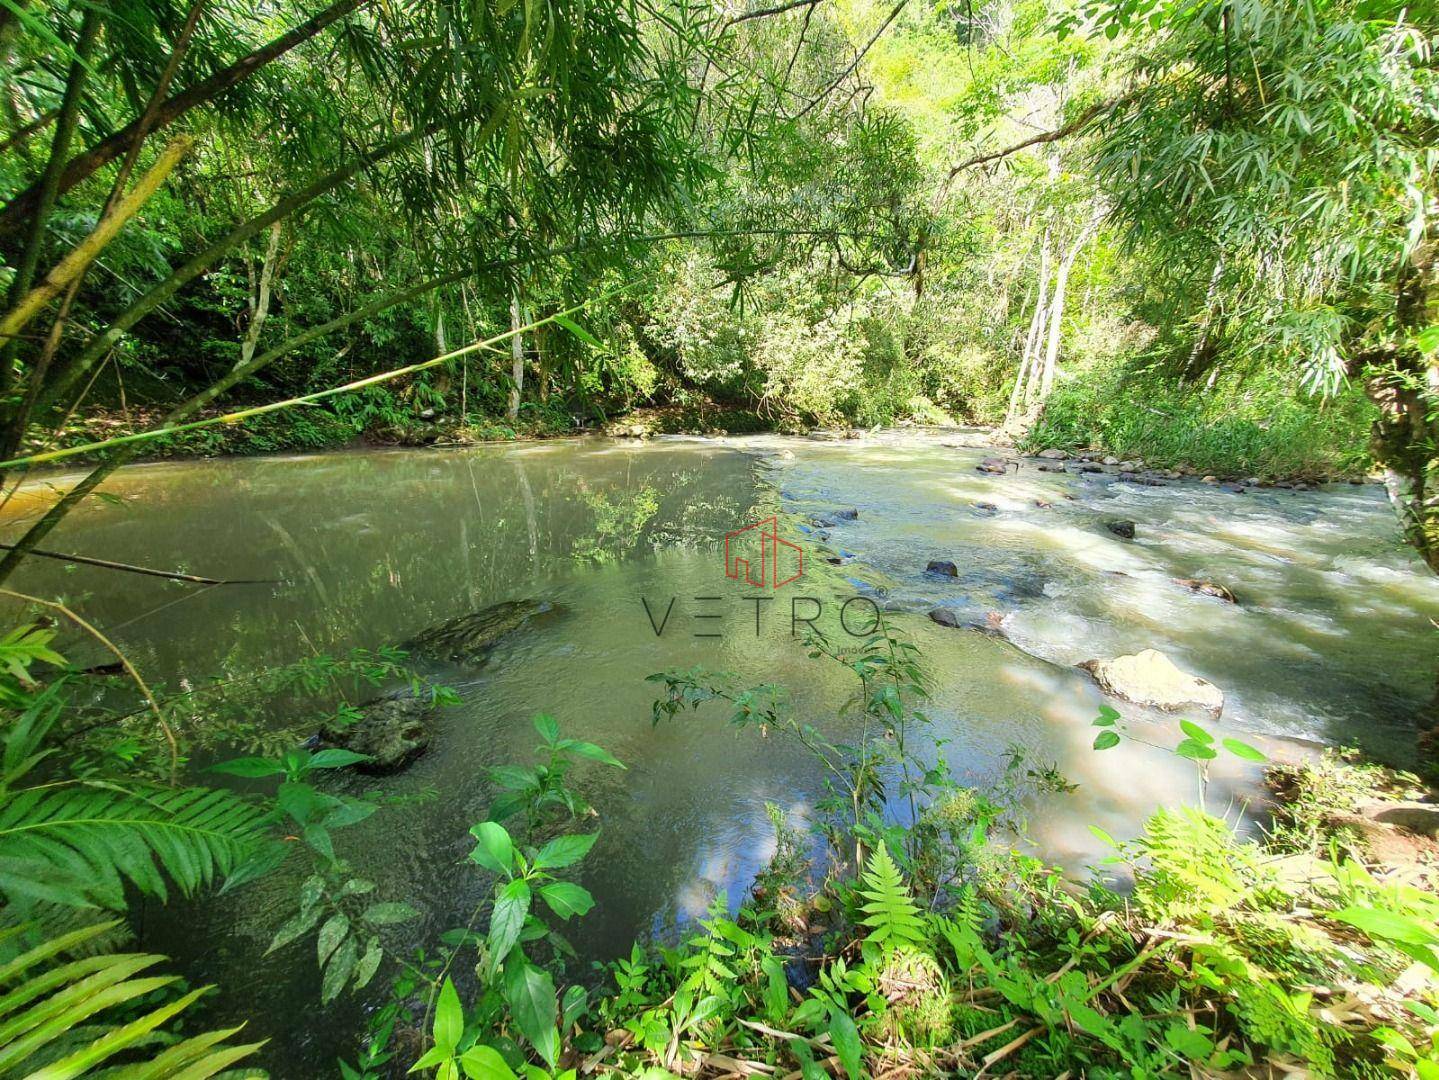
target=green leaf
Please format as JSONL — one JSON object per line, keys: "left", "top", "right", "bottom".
{"left": 1178, "top": 720, "right": 1214, "bottom": 744}
{"left": 322, "top": 933, "right": 360, "bottom": 1004}
{"left": 1175, "top": 738, "right": 1217, "bottom": 761}
{"left": 539, "top": 881, "right": 594, "bottom": 919}
{"left": 433, "top": 977, "right": 464, "bottom": 1053}
{"left": 534, "top": 833, "right": 598, "bottom": 870}
{"left": 318, "top": 913, "right": 351, "bottom": 967}
{"left": 469, "top": 821, "right": 515, "bottom": 875}
{"left": 827, "top": 1006, "right": 862, "bottom": 1080}
{"left": 553, "top": 313, "right": 603, "bottom": 348}
{"left": 504, "top": 961, "right": 559, "bottom": 1067}
{"left": 532, "top": 713, "right": 560, "bottom": 745}
{"left": 267, "top": 904, "right": 323, "bottom": 954}
{"left": 354, "top": 936, "right": 384, "bottom": 989}
{"left": 460, "top": 1045, "right": 519, "bottom": 1079}
{"left": 308, "top": 748, "right": 372, "bottom": 770}
{"left": 555, "top": 739, "right": 625, "bottom": 768}
{"left": 1088, "top": 824, "right": 1118, "bottom": 848}
{"left": 1331, "top": 906, "right": 1439, "bottom": 946}
{"left": 1092, "top": 730, "right": 1121, "bottom": 751}
{"left": 488, "top": 879, "right": 531, "bottom": 972}
{"left": 1094, "top": 704, "right": 1121, "bottom": 726}
{"left": 1221, "top": 737, "right": 1267, "bottom": 762}
{"left": 362, "top": 901, "right": 421, "bottom": 925}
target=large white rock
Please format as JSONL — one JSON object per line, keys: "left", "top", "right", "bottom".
{"left": 1080, "top": 649, "right": 1223, "bottom": 714}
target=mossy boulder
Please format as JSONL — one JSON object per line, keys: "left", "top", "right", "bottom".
{"left": 319, "top": 690, "right": 433, "bottom": 773}
{"left": 404, "top": 599, "right": 553, "bottom": 663}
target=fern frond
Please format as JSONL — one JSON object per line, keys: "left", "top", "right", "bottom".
{"left": 0, "top": 923, "right": 264, "bottom": 1078}
{"left": 0, "top": 783, "right": 270, "bottom": 910}
{"left": 858, "top": 844, "right": 926, "bottom": 951}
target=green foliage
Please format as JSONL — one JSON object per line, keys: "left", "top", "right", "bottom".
{"left": 857, "top": 844, "right": 926, "bottom": 952}
{"left": 0, "top": 920, "right": 263, "bottom": 1077}
{"left": 1025, "top": 364, "right": 1377, "bottom": 479}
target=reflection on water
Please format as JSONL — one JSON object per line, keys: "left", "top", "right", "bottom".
{"left": 4, "top": 433, "right": 1436, "bottom": 1074}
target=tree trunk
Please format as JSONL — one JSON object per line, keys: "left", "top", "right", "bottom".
{"left": 1039, "top": 215, "right": 1099, "bottom": 400}
{"left": 1021, "top": 229, "right": 1052, "bottom": 411}
{"left": 237, "top": 221, "right": 283, "bottom": 372}
{"left": 507, "top": 291, "right": 524, "bottom": 422}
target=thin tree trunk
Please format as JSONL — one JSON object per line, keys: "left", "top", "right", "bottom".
{"left": 1021, "top": 229, "right": 1052, "bottom": 410}
{"left": 0, "top": 0, "right": 369, "bottom": 234}
{"left": 0, "top": 8, "right": 99, "bottom": 393}
{"left": 238, "top": 221, "right": 283, "bottom": 372}
{"left": 1039, "top": 215, "right": 1099, "bottom": 400}
{"left": 507, "top": 291, "right": 524, "bottom": 422}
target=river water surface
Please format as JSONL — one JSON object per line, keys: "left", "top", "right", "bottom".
{"left": 5, "top": 431, "right": 1437, "bottom": 1074}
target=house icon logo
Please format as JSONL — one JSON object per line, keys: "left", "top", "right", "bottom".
{"left": 724, "top": 516, "right": 804, "bottom": 589}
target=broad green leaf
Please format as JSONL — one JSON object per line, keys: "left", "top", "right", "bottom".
{"left": 433, "top": 977, "right": 464, "bottom": 1053}
{"left": 488, "top": 879, "right": 531, "bottom": 971}
{"left": 470, "top": 821, "right": 515, "bottom": 875}
{"left": 1094, "top": 704, "right": 1121, "bottom": 726}
{"left": 322, "top": 934, "right": 360, "bottom": 1004}
{"left": 555, "top": 739, "right": 625, "bottom": 768}
{"left": 504, "top": 961, "right": 559, "bottom": 1067}
{"left": 267, "top": 904, "right": 323, "bottom": 954}
{"left": 827, "top": 1006, "right": 862, "bottom": 1079}
{"left": 362, "top": 901, "right": 421, "bottom": 925}
{"left": 1088, "top": 824, "right": 1118, "bottom": 848}
{"left": 539, "top": 881, "right": 594, "bottom": 919}
{"left": 317, "top": 914, "right": 350, "bottom": 967}
{"left": 1330, "top": 906, "right": 1439, "bottom": 946}
{"left": 1175, "top": 738, "right": 1217, "bottom": 761}
{"left": 534, "top": 833, "right": 598, "bottom": 870}
{"left": 461, "top": 1044, "right": 519, "bottom": 1079}
{"left": 308, "top": 748, "right": 372, "bottom": 770}
{"left": 1092, "top": 730, "right": 1121, "bottom": 751}
{"left": 1178, "top": 720, "right": 1214, "bottom": 744}
{"left": 354, "top": 936, "right": 383, "bottom": 989}
{"left": 532, "top": 713, "right": 560, "bottom": 744}
{"left": 1221, "top": 737, "right": 1267, "bottom": 762}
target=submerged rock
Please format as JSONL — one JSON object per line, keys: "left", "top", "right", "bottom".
{"left": 1106, "top": 520, "right": 1137, "bottom": 540}
{"left": 925, "top": 560, "right": 959, "bottom": 577}
{"left": 928, "top": 608, "right": 1007, "bottom": 637}
{"left": 319, "top": 690, "right": 433, "bottom": 773}
{"left": 1175, "top": 578, "right": 1237, "bottom": 603}
{"left": 1037, "top": 463, "right": 1065, "bottom": 473}
{"left": 1080, "top": 649, "right": 1224, "bottom": 714}
{"left": 972, "top": 501, "right": 999, "bottom": 514}
{"left": 405, "top": 598, "right": 552, "bottom": 663}
{"left": 831, "top": 507, "right": 859, "bottom": 521}
{"left": 976, "top": 457, "right": 1010, "bottom": 475}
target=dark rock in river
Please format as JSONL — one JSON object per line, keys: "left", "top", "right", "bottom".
{"left": 977, "top": 457, "right": 1010, "bottom": 475}
{"left": 1175, "top": 578, "right": 1237, "bottom": 603}
{"left": 1037, "top": 463, "right": 1065, "bottom": 473}
{"left": 1106, "top": 520, "right": 1136, "bottom": 540}
{"left": 973, "top": 502, "right": 998, "bottom": 514}
{"left": 928, "top": 608, "right": 1008, "bottom": 637}
{"left": 405, "top": 598, "right": 552, "bottom": 663}
{"left": 926, "top": 559, "right": 959, "bottom": 577}
{"left": 319, "top": 690, "right": 433, "bottom": 773}
{"left": 832, "top": 507, "right": 859, "bottom": 520}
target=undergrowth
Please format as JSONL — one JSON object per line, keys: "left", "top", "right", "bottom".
{"left": 1024, "top": 365, "right": 1377, "bottom": 480}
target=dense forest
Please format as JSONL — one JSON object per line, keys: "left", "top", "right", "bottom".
{"left": 0, "top": 0, "right": 1438, "bottom": 1077}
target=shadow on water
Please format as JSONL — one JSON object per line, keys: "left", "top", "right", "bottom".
{"left": 4, "top": 432, "right": 1436, "bottom": 1074}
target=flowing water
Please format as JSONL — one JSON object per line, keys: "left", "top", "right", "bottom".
{"left": 4, "top": 431, "right": 1437, "bottom": 1074}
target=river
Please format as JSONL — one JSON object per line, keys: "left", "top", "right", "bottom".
{"left": 5, "top": 431, "right": 1436, "bottom": 1074}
